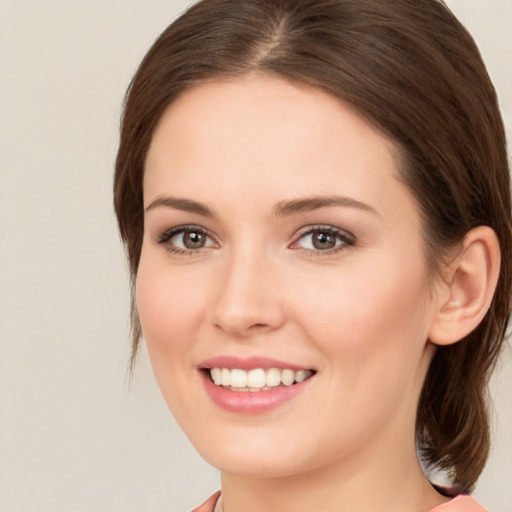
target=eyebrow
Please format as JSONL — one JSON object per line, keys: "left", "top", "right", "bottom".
{"left": 144, "top": 194, "right": 378, "bottom": 218}
{"left": 272, "top": 195, "right": 378, "bottom": 217}
{"left": 145, "top": 196, "right": 214, "bottom": 217}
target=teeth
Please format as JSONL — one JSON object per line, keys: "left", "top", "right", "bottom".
{"left": 247, "top": 369, "right": 266, "bottom": 388}
{"left": 211, "top": 367, "right": 222, "bottom": 385}
{"left": 295, "top": 370, "right": 309, "bottom": 383}
{"left": 221, "top": 368, "right": 231, "bottom": 386}
{"left": 266, "top": 367, "right": 281, "bottom": 387}
{"left": 209, "top": 367, "right": 313, "bottom": 391}
{"left": 230, "top": 369, "right": 247, "bottom": 388}
{"left": 281, "top": 369, "right": 294, "bottom": 386}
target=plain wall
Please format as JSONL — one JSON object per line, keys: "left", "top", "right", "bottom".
{"left": 0, "top": 1, "right": 510, "bottom": 511}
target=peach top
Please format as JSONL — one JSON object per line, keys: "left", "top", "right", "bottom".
{"left": 431, "top": 494, "right": 487, "bottom": 511}
{"left": 192, "top": 492, "right": 487, "bottom": 512}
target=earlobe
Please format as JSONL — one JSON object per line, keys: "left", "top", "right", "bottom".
{"left": 429, "top": 226, "right": 501, "bottom": 346}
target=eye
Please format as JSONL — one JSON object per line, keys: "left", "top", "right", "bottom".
{"left": 157, "top": 225, "right": 217, "bottom": 252}
{"left": 291, "top": 226, "right": 355, "bottom": 253}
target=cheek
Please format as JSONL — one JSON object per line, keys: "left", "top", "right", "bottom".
{"left": 289, "top": 258, "right": 432, "bottom": 452}
{"left": 292, "top": 255, "right": 431, "bottom": 377}
{"left": 135, "top": 255, "right": 213, "bottom": 424}
{"left": 136, "top": 256, "right": 205, "bottom": 360}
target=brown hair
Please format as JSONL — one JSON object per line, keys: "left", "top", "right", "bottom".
{"left": 114, "top": 0, "right": 511, "bottom": 493}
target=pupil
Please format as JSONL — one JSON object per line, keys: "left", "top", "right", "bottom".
{"left": 184, "top": 231, "right": 205, "bottom": 248}
{"left": 313, "top": 231, "right": 335, "bottom": 250}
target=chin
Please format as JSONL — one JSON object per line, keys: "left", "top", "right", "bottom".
{"left": 188, "top": 422, "right": 351, "bottom": 480}
{"left": 201, "top": 448, "right": 309, "bottom": 479}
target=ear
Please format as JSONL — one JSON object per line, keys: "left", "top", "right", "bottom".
{"left": 429, "top": 226, "right": 501, "bottom": 346}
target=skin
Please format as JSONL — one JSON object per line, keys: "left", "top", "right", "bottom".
{"left": 137, "top": 74, "right": 451, "bottom": 511}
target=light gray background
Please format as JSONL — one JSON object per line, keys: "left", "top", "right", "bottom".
{"left": 0, "top": 1, "right": 510, "bottom": 511}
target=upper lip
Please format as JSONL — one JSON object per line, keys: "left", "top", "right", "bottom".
{"left": 198, "top": 355, "right": 313, "bottom": 371}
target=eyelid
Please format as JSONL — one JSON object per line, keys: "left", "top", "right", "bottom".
{"left": 154, "top": 223, "right": 354, "bottom": 255}
{"left": 289, "top": 224, "right": 356, "bottom": 253}
{"left": 155, "top": 224, "right": 219, "bottom": 251}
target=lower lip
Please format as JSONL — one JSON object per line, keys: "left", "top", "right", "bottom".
{"left": 200, "top": 371, "right": 313, "bottom": 414}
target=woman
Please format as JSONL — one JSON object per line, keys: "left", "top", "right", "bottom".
{"left": 114, "top": 0, "right": 511, "bottom": 510}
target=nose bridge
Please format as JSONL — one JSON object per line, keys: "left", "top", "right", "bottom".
{"left": 210, "top": 243, "right": 284, "bottom": 336}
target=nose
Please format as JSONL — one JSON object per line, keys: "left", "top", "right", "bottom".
{"left": 209, "top": 250, "right": 286, "bottom": 338}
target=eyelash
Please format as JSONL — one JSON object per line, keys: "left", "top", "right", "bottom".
{"left": 290, "top": 225, "right": 356, "bottom": 256}
{"left": 155, "top": 224, "right": 356, "bottom": 256}
{"left": 156, "top": 225, "right": 218, "bottom": 255}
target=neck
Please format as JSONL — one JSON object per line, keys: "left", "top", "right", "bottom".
{"left": 219, "top": 434, "right": 447, "bottom": 512}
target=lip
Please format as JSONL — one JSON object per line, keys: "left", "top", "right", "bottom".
{"left": 198, "top": 356, "right": 315, "bottom": 414}
{"left": 198, "top": 355, "right": 310, "bottom": 371}
{"left": 200, "top": 371, "right": 313, "bottom": 414}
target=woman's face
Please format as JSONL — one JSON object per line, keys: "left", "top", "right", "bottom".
{"left": 138, "top": 74, "right": 439, "bottom": 478}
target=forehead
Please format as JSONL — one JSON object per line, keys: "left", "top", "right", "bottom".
{"left": 147, "top": 74, "right": 398, "bottom": 161}
{"left": 144, "top": 74, "right": 413, "bottom": 221}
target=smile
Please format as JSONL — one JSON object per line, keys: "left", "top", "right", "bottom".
{"left": 199, "top": 356, "right": 316, "bottom": 413}
{"left": 209, "top": 367, "right": 314, "bottom": 391}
